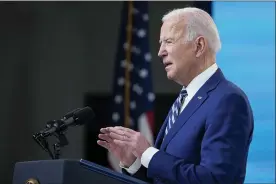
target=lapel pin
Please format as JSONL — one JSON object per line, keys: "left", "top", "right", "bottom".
{"left": 197, "top": 96, "right": 202, "bottom": 99}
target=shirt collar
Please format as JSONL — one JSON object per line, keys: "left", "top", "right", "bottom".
{"left": 182, "top": 63, "right": 218, "bottom": 98}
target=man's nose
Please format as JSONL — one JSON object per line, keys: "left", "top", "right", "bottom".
{"left": 158, "top": 45, "right": 167, "bottom": 58}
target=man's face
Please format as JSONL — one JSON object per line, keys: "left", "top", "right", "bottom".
{"left": 158, "top": 19, "right": 195, "bottom": 85}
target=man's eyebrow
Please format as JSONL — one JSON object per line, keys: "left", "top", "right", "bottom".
{"left": 159, "top": 37, "right": 174, "bottom": 43}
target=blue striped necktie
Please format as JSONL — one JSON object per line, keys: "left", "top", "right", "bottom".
{"left": 165, "top": 89, "right": 188, "bottom": 136}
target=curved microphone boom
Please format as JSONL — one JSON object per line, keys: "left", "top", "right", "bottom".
{"left": 32, "top": 106, "right": 95, "bottom": 159}
{"left": 40, "top": 107, "right": 95, "bottom": 137}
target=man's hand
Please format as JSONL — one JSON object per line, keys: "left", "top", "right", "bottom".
{"left": 107, "top": 126, "right": 151, "bottom": 159}
{"left": 97, "top": 127, "right": 136, "bottom": 167}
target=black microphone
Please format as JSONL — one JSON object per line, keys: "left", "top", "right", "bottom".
{"left": 40, "top": 106, "right": 95, "bottom": 137}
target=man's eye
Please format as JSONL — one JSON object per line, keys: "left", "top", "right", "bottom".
{"left": 160, "top": 39, "right": 173, "bottom": 45}
{"left": 165, "top": 40, "right": 173, "bottom": 44}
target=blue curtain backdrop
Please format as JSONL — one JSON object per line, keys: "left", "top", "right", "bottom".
{"left": 212, "top": 2, "right": 275, "bottom": 183}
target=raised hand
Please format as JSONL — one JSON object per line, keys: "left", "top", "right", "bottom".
{"left": 97, "top": 126, "right": 137, "bottom": 167}
{"left": 107, "top": 126, "right": 151, "bottom": 159}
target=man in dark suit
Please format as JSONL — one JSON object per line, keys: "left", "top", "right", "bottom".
{"left": 97, "top": 7, "right": 254, "bottom": 184}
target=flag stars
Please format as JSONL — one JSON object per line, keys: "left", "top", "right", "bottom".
{"left": 112, "top": 112, "right": 120, "bottom": 122}
{"left": 120, "top": 60, "right": 127, "bottom": 67}
{"left": 128, "top": 64, "right": 134, "bottom": 71}
{"left": 133, "top": 84, "right": 143, "bottom": 95}
{"left": 132, "top": 46, "right": 141, "bottom": 55}
{"left": 142, "top": 14, "right": 149, "bottom": 21}
{"left": 137, "top": 29, "right": 146, "bottom": 38}
{"left": 109, "top": 6, "right": 154, "bottom": 168}
{"left": 144, "top": 53, "right": 152, "bottom": 62}
{"left": 123, "top": 43, "right": 141, "bottom": 55}
{"left": 130, "top": 101, "right": 136, "bottom": 109}
{"left": 121, "top": 60, "right": 134, "bottom": 71}
{"left": 132, "top": 8, "right": 139, "bottom": 14}
{"left": 148, "top": 92, "right": 155, "bottom": 102}
{"left": 114, "top": 95, "right": 123, "bottom": 104}
{"left": 139, "top": 69, "right": 148, "bottom": 78}
{"left": 117, "top": 77, "right": 125, "bottom": 86}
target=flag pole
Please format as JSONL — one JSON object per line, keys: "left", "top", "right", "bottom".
{"left": 124, "top": 0, "right": 133, "bottom": 128}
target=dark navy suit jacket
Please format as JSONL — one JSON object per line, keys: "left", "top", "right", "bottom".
{"left": 124, "top": 69, "right": 254, "bottom": 184}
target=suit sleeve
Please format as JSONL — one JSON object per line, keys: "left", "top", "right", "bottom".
{"left": 147, "top": 93, "right": 254, "bottom": 184}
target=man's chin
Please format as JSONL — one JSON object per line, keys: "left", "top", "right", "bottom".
{"left": 166, "top": 72, "right": 175, "bottom": 81}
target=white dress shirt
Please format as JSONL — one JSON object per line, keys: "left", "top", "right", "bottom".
{"left": 121, "top": 63, "right": 218, "bottom": 174}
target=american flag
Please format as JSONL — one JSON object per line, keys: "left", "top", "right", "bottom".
{"left": 108, "top": 1, "right": 155, "bottom": 172}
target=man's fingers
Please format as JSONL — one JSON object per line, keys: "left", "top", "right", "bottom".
{"left": 103, "top": 127, "right": 125, "bottom": 137}
{"left": 101, "top": 126, "right": 138, "bottom": 141}
{"left": 122, "top": 130, "right": 134, "bottom": 138}
{"left": 108, "top": 127, "right": 124, "bottom": 134}
{"left": 104, "top": 126, "right": 137, "bottom": 135}
{"left": 124, "top": 127, "right": 137, "bottom": 134}
{"left": 100, "top": 128, "right": 110, "bottom": 134}
{"left": 113, "top": 139, "right": 132, "bottom": 147}
{"left": 109, "top": 132, "right": 133, "bottom": 142}
{"left": 97, "top": 140, "right": 110, "bottom": 150}
{"left": 98, "top": 134, "right": 113, "bottom": 142}
{"left": 109, "top": 132, "right": 124, "bottom": 140}
{"left": 113, "top": 126, "right": 125, "bottom": 131}
{"left": 114, "top": 127, "right": 134, "bottom": 138}
{"left": 109, "top": 127, "right": 135, "bottom": 138}
{"left": 114, "top": 126, "right": 136, "bottom": 134}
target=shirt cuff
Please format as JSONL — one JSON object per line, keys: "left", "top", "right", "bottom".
{"left": 119, "top": 158, "right": 141, "bottom": 174}
{"left": 141, "top": 147, "right": 159, "bottom": 168}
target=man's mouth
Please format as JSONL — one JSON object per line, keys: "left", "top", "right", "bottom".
{"left": 164, "top": 62, "right": 172, "bottom": 69}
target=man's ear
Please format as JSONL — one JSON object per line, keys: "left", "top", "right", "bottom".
{"left": 195, "top": 36, "right": 206, "bottom": 58}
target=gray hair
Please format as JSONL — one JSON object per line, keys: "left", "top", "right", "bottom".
{"left": 162, "top": 7, "right": 221, "bottom": 53}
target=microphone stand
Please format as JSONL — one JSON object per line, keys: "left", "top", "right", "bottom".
{"left": 32, "top": 120, "right": 69, "bottom": 159}
{"left": 33, "top": 132, "right": 55, "bottom": 159}
{"left": 53, "top": 132, "right": 69, "bottom": 159}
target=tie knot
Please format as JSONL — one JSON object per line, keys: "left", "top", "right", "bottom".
{"left": 180, "top": 89, "right": 187, "bottom": 97}
{"left": 178, "top": 89, "right": 187, "bottom": 104}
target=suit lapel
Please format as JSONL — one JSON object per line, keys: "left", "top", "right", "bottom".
{"left": 160, "top": 69, "right": 224, "bottom": 150}
{"left": 160, "top": 92, "right": 208, "bottom": 150}
{"left": 154, "top": 110, "right": 170, "bottom": 148}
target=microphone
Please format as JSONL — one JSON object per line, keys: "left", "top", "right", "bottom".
{"left": 33, "top": 106, "right": 95, "bottom": 159}
{"left": 39, "top": 106, "right": 95, "bottom": 137}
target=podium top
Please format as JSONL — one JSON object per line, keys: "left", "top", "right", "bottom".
{"left": 79, "top": 159, "right": 149, "bottom": 184}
